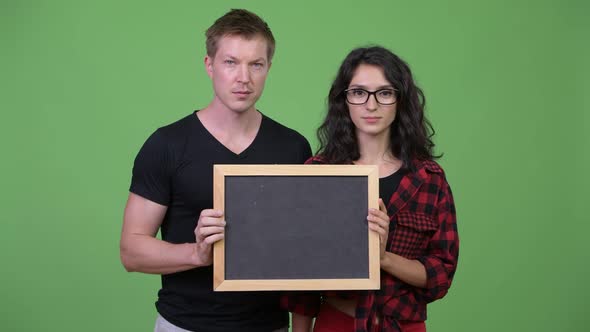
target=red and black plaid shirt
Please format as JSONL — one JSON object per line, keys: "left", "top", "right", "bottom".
{"left": 281, "top": 157, "right": 459, "bottom": 332}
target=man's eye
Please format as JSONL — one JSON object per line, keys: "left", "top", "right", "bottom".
{"left": 224, "top": 60, "right": 236, "bottom": 65}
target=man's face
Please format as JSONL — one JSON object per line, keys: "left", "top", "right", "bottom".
{"left": 205, "top": 35, "right": 271, "bottom": 114}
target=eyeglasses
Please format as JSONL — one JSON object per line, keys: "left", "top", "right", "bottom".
{"left": 344, "top": 88, "right": 397, "bottom": 105}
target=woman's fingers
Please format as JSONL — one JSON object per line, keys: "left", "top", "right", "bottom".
{"left": 378, "top": 198, "right": 387, "bottom": 213}
{"left": 368, "top": 198, "right": 390, "bottom": 240}
{"left": 368, "top": 209, "right": 389, "bottom": 227}
{"left": 368, "top": 221, "right": 387, "bottom": 236}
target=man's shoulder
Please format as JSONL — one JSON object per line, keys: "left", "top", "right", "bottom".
{"left": 158, "top": 113, "right": 195, "bottom": 133}
{"left": 151, "top": 112, "right": 198, "bottom": 142}
{"left": 261, "top": 114, "right": 307, "bottom": 142}
{"left": 136, "top": 113, "right": 199, "bottom": 157}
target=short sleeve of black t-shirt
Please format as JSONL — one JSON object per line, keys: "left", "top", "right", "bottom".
{"left": 130, "top": 130, "right": 174, "bottom": 206}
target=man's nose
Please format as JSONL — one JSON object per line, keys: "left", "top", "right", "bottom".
{"left": 237, "top": 65, "right": 251, "bottom": 83}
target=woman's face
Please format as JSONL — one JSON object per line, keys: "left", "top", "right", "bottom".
{"left": 346, "top": 64, "right": 397, "bottom": 139}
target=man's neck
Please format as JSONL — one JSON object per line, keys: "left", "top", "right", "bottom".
{"left": 198, "top": 98, "right": 260, "bottom": 134}
{"left": 196, "top": 102, "right": 262, "bottom": 154}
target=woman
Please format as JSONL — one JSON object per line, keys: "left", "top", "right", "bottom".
{"left": 282, "top": 46, "right": 459, "bottom": 332}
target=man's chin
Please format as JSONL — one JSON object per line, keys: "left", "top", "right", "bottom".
{"left": 229, "top": 100, "right": 258, "bottom": 113}
{"left": 232, "top": 104, "right": 253, "bottom": 112}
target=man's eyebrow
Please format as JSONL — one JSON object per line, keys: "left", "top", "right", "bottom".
{"left": 219, "top": 55, "right": 267, "bottom": 64}
{"left": 250, "top": 57, "right": 266, "bottom": 63}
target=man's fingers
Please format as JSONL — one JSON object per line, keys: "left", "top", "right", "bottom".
{"left": 203, "top": 233, "right": 224, "bottom": 244}
{"left": 200, "top": 209, "right": 224, "bottom": 218}
{"left": 198, "top": 216, "right": 226, "bottom": 227}
{"left": 197, "top": 226, "right": 225, "bottom": 238}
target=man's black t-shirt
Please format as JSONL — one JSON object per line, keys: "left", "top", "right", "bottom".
{"left": 130, "top": 111, "right": 312, "bottom": 332}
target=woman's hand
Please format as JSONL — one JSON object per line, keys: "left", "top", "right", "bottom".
{"left": 368, "top": 198, "right": 390, "bottom": 260}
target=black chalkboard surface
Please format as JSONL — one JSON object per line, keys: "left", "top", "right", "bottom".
{"left": 213, "top": 165, "right": 379, "bottom": 291}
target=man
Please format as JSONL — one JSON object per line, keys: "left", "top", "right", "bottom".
{"left": 120, "top": 9, "right": 311, "bottom": 332}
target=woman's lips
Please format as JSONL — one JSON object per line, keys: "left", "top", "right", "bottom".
{"left": 362, "top": 116, "right": 381, "bottom": 123}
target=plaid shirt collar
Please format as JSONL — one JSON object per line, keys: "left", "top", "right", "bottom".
{"left": 387, "top": 159, "right": 443, "bottom": 216}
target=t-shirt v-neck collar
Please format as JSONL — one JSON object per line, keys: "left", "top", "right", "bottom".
{"left": 192, "top": 111, "right": 265, "bottom": 158}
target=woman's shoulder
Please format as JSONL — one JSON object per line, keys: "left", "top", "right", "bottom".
{"left": 409, "top": 159, "right": 453, "bottom": 190}
{"left": 411, "top": 159, "right": 447, "bottom": 176}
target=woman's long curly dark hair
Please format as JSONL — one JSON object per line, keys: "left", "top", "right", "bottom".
{"left": 317, "top": 46, "right": 440, "bottom": 169}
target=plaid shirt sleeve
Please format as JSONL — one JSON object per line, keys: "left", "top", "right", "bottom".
{"left": 414, "top": 178, "right": 459, "bottom": 302}
{"left": 361, "top": 161, "right": 459, "bottom": 331}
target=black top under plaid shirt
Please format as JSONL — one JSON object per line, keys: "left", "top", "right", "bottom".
{"left": 281, "top": 157, "right": 459, "bottom": 332}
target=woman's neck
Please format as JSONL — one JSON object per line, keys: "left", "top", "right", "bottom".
{"left": 355, "top": 132, "right": 402, "bottom": 176}
{"left": 356, "top": 131, "right": 392, "bottom": 164}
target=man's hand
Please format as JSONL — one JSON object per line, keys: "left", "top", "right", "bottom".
{"left": 193, "top": 209, "right": 226, "bottom": 266}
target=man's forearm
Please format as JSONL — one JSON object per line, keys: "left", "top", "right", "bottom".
{"left": 120, "top": 234, "right": 205, "bottom": 274}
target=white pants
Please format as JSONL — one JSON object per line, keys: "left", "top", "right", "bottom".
{"left": 154, "top": 314, "right": 289, "bottom": 332}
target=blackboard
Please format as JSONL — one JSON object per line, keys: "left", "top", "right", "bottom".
{"left": 213, "top": 165, "right": 379, "bottom": 291}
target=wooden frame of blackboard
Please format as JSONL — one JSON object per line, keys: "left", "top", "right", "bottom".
{"left": 213, "top": 164, "right": 380, "bottom": 291}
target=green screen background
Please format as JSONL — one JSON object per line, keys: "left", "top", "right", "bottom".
{"left": 2, "top": 1, "right": 588, "bottom": 331}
